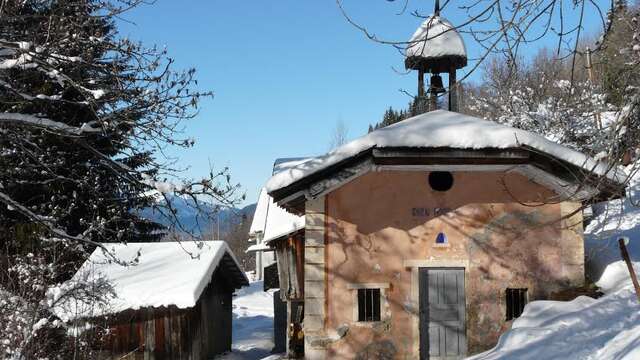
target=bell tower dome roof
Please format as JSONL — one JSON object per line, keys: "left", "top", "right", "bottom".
{"left": 404, "top": 1, "right": 467, "bottom": 73}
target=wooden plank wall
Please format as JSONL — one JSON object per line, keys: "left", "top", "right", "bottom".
{"left": 99, "top": 268, "right": 234, "bottom": 360}
{"left": 274, "top": 231, "right": 305, "bottom": 301}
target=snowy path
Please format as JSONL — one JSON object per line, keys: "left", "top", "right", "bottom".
{"left": 216, "top": 280, "right": 280, "bottom": 360}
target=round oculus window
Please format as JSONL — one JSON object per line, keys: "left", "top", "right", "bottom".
{"left": 428, "top": 171, "right": 454, "bottom": 192}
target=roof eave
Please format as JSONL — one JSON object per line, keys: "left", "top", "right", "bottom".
{"left": 269, "top": 146, "right": 626, "bottom": 210}
{"left": 405, "top": 54, "right": 467, "bottom": 73}
{"left": 219, "top": 252, "right": 250, "bottom": 289}
{"left": 264, "top": 228, "right": 305, "bottom": 246}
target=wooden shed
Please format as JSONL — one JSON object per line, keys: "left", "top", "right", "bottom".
{"left": 62, "top": 241, "right": 248, "bottom": 360}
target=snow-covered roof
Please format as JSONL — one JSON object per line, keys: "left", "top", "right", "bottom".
{"left": 249, "top": 188, "right": 270, "bottom": 238}
{"left": 246, "top": 242, "right": 274, "bottom": 253}
{"left": 248, "top": 157, "right": 311, "bottom": 245}
{"left": 261, "top": 192, "right": 305, "bottom": 244}
{"left": 249, "top": 187, "right": 305, "bottom": 244}
{"left": 405, "top": 16, "right": 466, "bottom": 63}
{"left": 273, "top": 157, "right": 313, "bottom": 175}
{"left": 266, "top": 110, "right": 625, "bottom": 194}
{"left": 56, "top": 241, "right": 248, "bottom": 319}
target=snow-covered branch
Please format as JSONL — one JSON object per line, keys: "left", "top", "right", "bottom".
{"left": 0, "top": 113, "right": 101, "bottom": 135}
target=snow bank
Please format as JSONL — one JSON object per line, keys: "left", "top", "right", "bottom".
{"left": 585, "top": 165, "right": 640, "bottom": 282}
{"left": 406, "top": 16, "right": 467, "bottom": 59}
{"left": 469, "top": 258, "right": 640, "bottom": 359}
{"left": 470, "top": 164, "right": 640, "bottom": 360}
{"left": 55, "top": 241, "right": 247, "bottom": 320}
{"left": 596, "top": 261, "right": 640, "bottom": 294}
{"left": 266, "top": 110, "right": 624, "bottom": 193}
{"left": 468, "top": 283, "right": 640, "bottom": 360}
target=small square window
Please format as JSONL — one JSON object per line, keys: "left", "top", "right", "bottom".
{"left": 357, "top": 288, "right": 381, "bottom": 322}
{"left": 506, "top": 288, "right": 528, "bottom": 320}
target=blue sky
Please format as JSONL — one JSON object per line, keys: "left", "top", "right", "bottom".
{"left": 119, "top": 0, "right": 607, "bottom": 206}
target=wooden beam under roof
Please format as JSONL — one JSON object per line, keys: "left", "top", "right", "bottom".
{"left": 270, "top": 146, "right": 625, "bottom": 210}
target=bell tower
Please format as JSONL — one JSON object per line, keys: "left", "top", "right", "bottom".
{"left": 405, "top": 0, "right": 467, "bottom": 112}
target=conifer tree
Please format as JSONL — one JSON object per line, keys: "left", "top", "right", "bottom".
{"left": 0, "top": 0, "right": 241, "bottom": 248}
{"left": 596, "top": 1, "right": 640, "bottom": 107}
{"left": 0, "top": 1, "right": 243, "bottom": 356}
{"left": 368, "top": 96, "right": 430, "bottom": 131}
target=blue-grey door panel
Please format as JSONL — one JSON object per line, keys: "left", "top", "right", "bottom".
{"left": 419, "top": 268, "right": 466, "bottom": 360}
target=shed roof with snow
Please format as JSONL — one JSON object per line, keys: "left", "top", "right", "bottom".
{"left": 266, "top": 110, "right": 626, "bottom": 212}
{"left": 58, "top": 241, "right": 248, "bottom": 320}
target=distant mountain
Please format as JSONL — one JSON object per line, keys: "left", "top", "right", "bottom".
{"left": 139, "top": 195, "right": 257, "bottom": 236}
{"left": 239, "top": 202, "right": 257, "bottom": 217}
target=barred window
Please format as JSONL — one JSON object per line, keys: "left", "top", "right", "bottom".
{"left": 357, "top": 288, "right": 381, "bottom": 322}
{"left": 506, "top": 288, "right": 528, "bottom": 320}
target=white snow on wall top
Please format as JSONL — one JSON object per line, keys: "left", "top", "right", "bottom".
{"left": 57, "top": 241, "right": 247, "bottom": 319}
{"left": 249, "top": 187, "right": 304, "bottom": 243}
{"left": 261, "top": 192, "right": 305, "bottom": 244}
{"left": 406, "top": 16, "right": 466, "bottom": 59}
{"left": 249, "top": 188, "right": 270, "bottom": 237}
{"left": 249, "top": 157, "right": 312, "bottom": 243}
{"left": 246, "top": 242, "right": 274, "bottom": 253}
{"left": 266, "top": 110, "right": 625, "bottom": 193}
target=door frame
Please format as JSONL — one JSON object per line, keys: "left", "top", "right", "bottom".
{"left": 404, "top": 260, "right": 469, "bottom": 359}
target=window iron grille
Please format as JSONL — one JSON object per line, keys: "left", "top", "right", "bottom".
{"left": 506, "top": 288, "right": 528, "bottom": 320}
{"left": 357, "top": 288, "right": 381, "bottom": 322}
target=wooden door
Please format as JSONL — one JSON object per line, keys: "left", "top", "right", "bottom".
{"left": 419, "top": 268, "right": 466, "bottom": 359}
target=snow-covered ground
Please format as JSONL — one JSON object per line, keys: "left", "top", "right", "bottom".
{"left": 470, "top": 166, "right": 640, "bottom": 360}
{"left": 217, "top": 280, "right": 279, "bottom": 360}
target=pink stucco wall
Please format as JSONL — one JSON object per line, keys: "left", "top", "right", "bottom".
{"left": 322, "top": 170, "right": 584, "bottom": 358}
